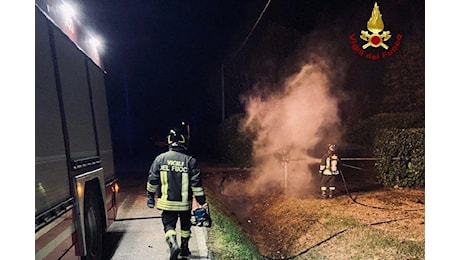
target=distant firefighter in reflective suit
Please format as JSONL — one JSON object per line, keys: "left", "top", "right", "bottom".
{"left": 319, "top": 144, "right": 341, "bottom": 199}
{"left": 146, "top": 125, "right": 209, "bottom": 260}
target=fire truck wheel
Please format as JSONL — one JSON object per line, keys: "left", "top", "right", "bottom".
{"left": 83, "top": 189, "right": 103, "bottom": 260}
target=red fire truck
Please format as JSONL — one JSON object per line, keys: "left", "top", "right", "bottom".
{"left": 35, "top": 1, "right": 118, "bottom": 259}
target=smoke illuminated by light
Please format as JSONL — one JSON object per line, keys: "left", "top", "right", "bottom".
{"left": 241, "top": 60, "right": 342, "bottom": 197}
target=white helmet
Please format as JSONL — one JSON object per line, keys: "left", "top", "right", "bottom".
{"left": 328, "top": 144, "right": 336, "bottom": 152}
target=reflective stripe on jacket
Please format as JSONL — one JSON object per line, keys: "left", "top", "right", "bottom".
{"left": 146, "top": 149, "right": 204, "bottom": 211}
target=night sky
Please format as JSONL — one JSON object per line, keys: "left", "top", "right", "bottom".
{"left": 45, "top": 0, "right": 425, "bottom": 160}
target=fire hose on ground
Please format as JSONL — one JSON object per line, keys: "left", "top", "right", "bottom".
{"left": 261, "top": 216, "right": 412, "bottom": 260}
{"left": 260, "top": 157, "right": 424, "bottom": 260}
{"left": 338, "top": 162, "right": 423, "bottom": 212}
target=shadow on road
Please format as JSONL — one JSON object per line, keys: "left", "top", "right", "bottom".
{"left": 103, "top": 231, "right": 124, "bottom": 260}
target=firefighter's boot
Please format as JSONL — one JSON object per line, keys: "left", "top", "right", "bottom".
{"left": 329, "top": 188, "right": 335, "bottom": 199}
{"left": 180, "top": 237, "right": 191, "bottom": 258}
{"left": 321, "top": 188, "right": 327, "bottom": 199}
{"left": 166, "top": 234, "right": 180, "bottom": 260}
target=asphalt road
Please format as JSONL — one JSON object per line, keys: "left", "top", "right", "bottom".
{"left": 103, "top": 156, "right": 213, "bottom": 260}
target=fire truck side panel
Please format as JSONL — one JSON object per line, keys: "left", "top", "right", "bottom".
{"left": 35, "top": 4, "right": 118, "bottom": 259}
{"left": 54, "top": 25, "right": 98, "bottom": 160}
{"left": 87, "top": 61, "right": 115, "bottom": 182}
{"left": 35, "top": 4, "right": 71, "bottom": 218}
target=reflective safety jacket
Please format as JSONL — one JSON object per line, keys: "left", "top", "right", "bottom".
{"left": 146, "top": 147, "right": 206, "bottom": 211}
{"left": 319, "top": 152, "right": 341, "bottom": 175}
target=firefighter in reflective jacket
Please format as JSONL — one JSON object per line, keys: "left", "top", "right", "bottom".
{"left": 319, "top": 144, "right": 341, "bottom": 199}
{"left": 146, "top": 125, "right": 209, "bottom": 260}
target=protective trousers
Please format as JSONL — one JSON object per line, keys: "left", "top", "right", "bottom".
{"left": 320, "top": 175, "right": 337, "bottom": 198}
{"left": 162, "top": 210, "right": 192, "bottom": 259}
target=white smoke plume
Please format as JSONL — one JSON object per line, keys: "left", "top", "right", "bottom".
{"left": 241, "top": 59, "right": 342, "bottom": 197}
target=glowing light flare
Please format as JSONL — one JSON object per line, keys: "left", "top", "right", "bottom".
{"left": 60, "top": 2, "right": 77, "bottom": 19}
{"left": 58, "top": 2, "right": 79, "bottom": 41}
{"left": 88, "top": 33, "right": 105, "bottom": 63}
{"left": 113, "top": 183, "right": 120, "bottom": 193}
{"left": 77, "top": 181, "right": 83, "bottom": 198}
{"left": 87, "top": 33, "right": 105, "bottom": 67}
{"left": 89, "top": 35, "right": 102, "bottom": 49}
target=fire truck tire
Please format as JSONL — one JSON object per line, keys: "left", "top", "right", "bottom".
{"left": 82, "top": 189, "right": 104, "bottom": 260}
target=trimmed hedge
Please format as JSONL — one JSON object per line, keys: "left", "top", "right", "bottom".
{"left": 344, "top": 112, "right": 424, "bottom": 155}
{"left": 373, "top": 128, "right": 425, "bottom": 188}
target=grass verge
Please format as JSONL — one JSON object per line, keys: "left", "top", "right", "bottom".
{"left": 206, "top": 196, "right": 263, "bottom": 260}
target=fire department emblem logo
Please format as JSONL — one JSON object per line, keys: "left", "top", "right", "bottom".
{"left": 349, "top": 2, "right": 402, "bottom": 60}
{"left": 360, "top": 2, "right": 391, "bottom": 50}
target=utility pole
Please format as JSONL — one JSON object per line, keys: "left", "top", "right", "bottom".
{"left": 221, "top": 63, "right": 225, "bottom": 122}
{"left": 283, "top": 159, "right": 288, "bottom": 193}
{"left": 281, "top": 148, "right": 289, "bottom": 193}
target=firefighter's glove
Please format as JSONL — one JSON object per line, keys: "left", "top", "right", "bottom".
{"left": 201, "top": 203, "right": 212, "bottom": 227}
{"left": 147, "top": 192, "right": 155, "bottom": 208}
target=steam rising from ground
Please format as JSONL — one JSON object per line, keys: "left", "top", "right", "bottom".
{"left": 241, "top": 61, "right": 341, "bottom": 197}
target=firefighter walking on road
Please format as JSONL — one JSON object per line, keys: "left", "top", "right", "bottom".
{"left": 146, "top": 124, "right": 210, "bottom": 260}
{"left": 319, "top": 144, "right": 341, "bottom": 199}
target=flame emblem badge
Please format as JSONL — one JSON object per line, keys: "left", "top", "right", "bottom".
{"left": 360, "top": 2, "right": 391, "bottom": 49}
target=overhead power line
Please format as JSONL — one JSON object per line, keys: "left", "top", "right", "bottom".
{"left": 233, "top": 0, "right": 272, "bottom": 58}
